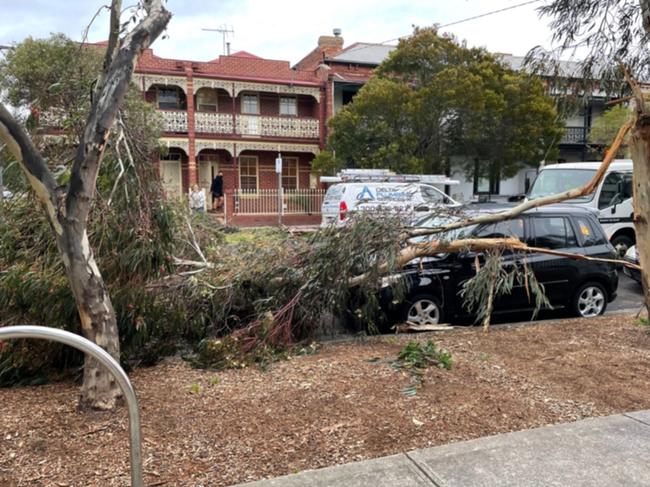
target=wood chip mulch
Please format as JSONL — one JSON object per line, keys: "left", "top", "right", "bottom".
{"left": 3, "top": 314, "right": 650, "bottom": 487}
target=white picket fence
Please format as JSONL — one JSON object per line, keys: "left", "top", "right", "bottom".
{"left": 231, "top": 188, "right": 325, "bottom": 215}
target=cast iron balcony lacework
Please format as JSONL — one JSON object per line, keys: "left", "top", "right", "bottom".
{"left": 236, "top": 115, "right": 320, "bottom": 138}
{"left": 562, "top": 126, "right": 588, "bottom": 144}
{"left": 160, "top": 110, "right": 188, "bottom": 132}
{"left": 195, "top": 112, "right": 234, "bottom": 134}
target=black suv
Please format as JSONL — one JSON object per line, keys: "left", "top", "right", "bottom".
{"left": 381, "top": 206, "right": 619, "bottom": 326}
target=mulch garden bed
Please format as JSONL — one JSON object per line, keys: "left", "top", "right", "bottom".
{"left": 3, "top": 314, "right": 650, "bottom": 486}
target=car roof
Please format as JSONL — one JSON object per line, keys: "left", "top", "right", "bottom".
{"left": 541, "top": 160, "right": 632, "bottom": 171}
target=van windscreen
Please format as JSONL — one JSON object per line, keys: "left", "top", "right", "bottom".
{"left": 528, "top": 168, "right": 597, "bottom": 201}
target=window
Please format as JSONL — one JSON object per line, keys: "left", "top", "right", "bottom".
{"left": 241, "top": 94, "right": 259, "bottom": 114}
{"left": 282, "top": 157, "right": 299, "bottom": 189}
{"left": 157, "top": 87, "right": 185, "bottom": 110}
{"left": 474, "top": 219, "right": 524, "bottom": 240}
{"left": 598, "top": 172, "right": 633, "bottom": 209}
{"left": 473, "top": 161, "right": 500, "bottom": 195}
{"left": 532, "top": 217, "right": 577, "bottom": 249}
{"left": 420, "top": 185, "right": 449, "bottom": 204}
{"left": 239, "top": 155, "right": 258, "bottom": 191}
{"left": 528, "top": 168, "right": 596, "bottom": 202}
{"left": 574, "top": 216, "right": 606, "bottom": 247}
{"left": 280, "top": 97, "right": 297, "bottom": 116}
{"left": 196, "top": 89, "right": 218, "bottom": 112}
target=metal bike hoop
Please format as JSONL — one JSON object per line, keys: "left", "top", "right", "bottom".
{"left": 0, "top": 325, "right": 143, "bottom": 487}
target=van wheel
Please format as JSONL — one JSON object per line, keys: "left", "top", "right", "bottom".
{"left": 402, "top": 294, "right": 443, "bottom": 326}
{"left": 611, "top": 235, "right": 633, "bottom": 258}
{"left": 571, "top": 282, "right": 608, "bottom": 318}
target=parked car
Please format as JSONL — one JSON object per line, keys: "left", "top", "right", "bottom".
{"left": 321, "top": 182, "right": 459, "bottom": 227}
{"left": 623, "top": 245, "right": 642, "bottom": 283}
{"left": 380, "top": 206, "right": 619, "bottom": 327}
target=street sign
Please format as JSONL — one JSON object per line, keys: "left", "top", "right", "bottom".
{"left": 275, "top": 156, "right": 283, "bottom": 174}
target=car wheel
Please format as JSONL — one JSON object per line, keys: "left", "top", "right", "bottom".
{"left": 572, "top": 282, "right": 608, "bottom": 318}
{"left": 402, "top": 294, "right": 443, "bottom": 325}
{"left": 611, "top": 235, "right": 633, "bottom": 258}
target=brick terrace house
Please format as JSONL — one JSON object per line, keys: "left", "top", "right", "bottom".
{"left": 132, "top": 45, "right": 325, "bottom": 223}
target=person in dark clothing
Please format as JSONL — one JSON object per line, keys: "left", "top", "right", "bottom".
{"left": 210, "top": 171, "right": 224, "bottom": 211}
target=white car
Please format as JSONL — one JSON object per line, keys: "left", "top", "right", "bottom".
{"left": 321, "top": 182, "right": 460, "bottom": 227}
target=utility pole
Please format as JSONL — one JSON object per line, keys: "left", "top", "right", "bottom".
{"left": 202, "top": 25, "right": 234, "bottom": 56}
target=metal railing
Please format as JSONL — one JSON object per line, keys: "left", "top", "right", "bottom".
{"left": 231, "top": 188, "right": 325, "bottom": 215}
{"left": 561, "top": 126, "right": 588, "bottom": 144}
{"left": 0, "top": 326, "right": 144, "bottom": 487}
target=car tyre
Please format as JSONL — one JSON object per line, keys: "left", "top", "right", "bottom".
{"left": 402, "top": 294, "right": 444, "bottom": 326}
{"left": 571, "top": 282, "right": 608, "bottom": 318}
{"left": 611, "top": 234, "right": 634, "bottom": 258}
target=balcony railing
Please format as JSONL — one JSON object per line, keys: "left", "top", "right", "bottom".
{"left": 160, "top": 110, "right": 188, "bottom": 132}
{"left": 562, "top": 126, "right": 588, "bottom": 144}
{"left": 236, "top": 115, "right": 320, "bottom": 138}
{"left": 161, "top": 109, "right": 319, "bottom": 139}
{"left": 195, "top": 112, "right": 234, "bottom": 134}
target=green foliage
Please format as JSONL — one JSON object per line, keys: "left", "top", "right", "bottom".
{"left": 394, "top": 340, "right": 452, "bottom": 395}
{"left": 589, "top": 105, "right": 631, "bottom": 157}
{"left": 397, "top": 340, "right": 453, "bottom": 370}
{"left": 0, "top": 34, "right": 102, "bottom": 136}
{"left": 636, "top": 317, "right": 649, "bottom": 327}
{"left": 460, "top": 250, "right": 550, "bottom": 327}
{"left": 326, "top": 27, "right": 563, "bottom": 178}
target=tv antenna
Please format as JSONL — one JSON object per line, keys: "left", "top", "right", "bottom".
{"left": 202, "top": 25, "right": 235, "bottom": 55}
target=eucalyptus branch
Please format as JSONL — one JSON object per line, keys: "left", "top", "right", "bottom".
{"left": 405, "top": 120, "right": 632, "bottom": 240}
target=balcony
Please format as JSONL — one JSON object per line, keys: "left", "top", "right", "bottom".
{"left": 237, "top": 115, "right": 320, "bottom": 139}
{"left": 561, "top": 126, "right": 588, "bottom": 145}
{"left": 195, "top": 112, "right": 234, "bottom": 134}
{"left": 160, "top": 110, "right": 188, "bottom": 132}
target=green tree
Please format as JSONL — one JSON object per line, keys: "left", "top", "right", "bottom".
{"left": 323, "top": 28, "right": 563, "bottom": 180}
{"left": 589, "top": 105, "right": 631, "bottom": 158}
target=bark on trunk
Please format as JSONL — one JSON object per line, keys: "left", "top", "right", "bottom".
{"left": 58, "top": 228, "right": 121, "bottom": 410}
{"left": 629, "top": 118, "right": 650, "bottom": 311}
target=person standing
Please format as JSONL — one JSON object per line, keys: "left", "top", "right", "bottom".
{"left": 210, "top": 171, "right": 224, "bottom": 211}
{"left": 189, "top": 184, "right": 205, "bottom": 213}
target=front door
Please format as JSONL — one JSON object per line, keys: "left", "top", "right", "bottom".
{"left": 198, "top": 155, "right": 219, "bottom": 209}
{"left": 159, "top": 160, "right": 182, "bottom": 199}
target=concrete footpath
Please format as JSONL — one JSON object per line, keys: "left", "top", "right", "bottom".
{"left": 234, "top": 410, "right": 650, "bottom": 487}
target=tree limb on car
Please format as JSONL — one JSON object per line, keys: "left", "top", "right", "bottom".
{"left": 348, "top": 237, "right": 641, "bottom": 288}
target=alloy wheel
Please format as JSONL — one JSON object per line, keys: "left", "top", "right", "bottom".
{"left": 407, "top": 298, "right": 440, "bottom": 325}
{"left": 577, "top": 286, "right": 605, "bottom": 318}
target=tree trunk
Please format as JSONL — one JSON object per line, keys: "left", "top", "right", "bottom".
{"left": 630, "top": 118, "right": 650, "bottom": 311}
{"left": 58, "top": 226, "right": 122, "bottom": 409}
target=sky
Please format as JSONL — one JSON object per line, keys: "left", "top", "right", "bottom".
{"left": 1, "top": 0, "right": 558, "bottom": 64}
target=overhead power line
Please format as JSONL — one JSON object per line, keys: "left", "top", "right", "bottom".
{"left": 439, "top": 0, "right": 545, "bottom": 29}
{"left": 378, "top": 0, "right": 545, "bottom": 46}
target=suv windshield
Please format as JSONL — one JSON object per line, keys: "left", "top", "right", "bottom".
{"left": 528, "top": 168, "right": 596, "bottom": 202}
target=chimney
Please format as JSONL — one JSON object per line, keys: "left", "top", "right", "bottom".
{"left": 318, "top": 28, "right": 344, "bottom": 50}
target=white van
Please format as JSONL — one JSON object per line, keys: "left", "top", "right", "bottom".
{"left": 321, "top": 182, "right": 459, "bottom": 227}
{"left": 527, "top": 160, "right": 634, "bottom": 254}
